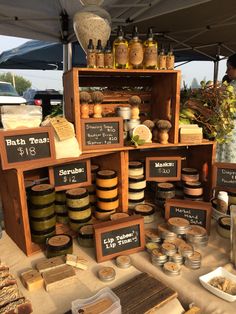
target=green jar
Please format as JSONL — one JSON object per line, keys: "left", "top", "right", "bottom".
{"left": 78, "top": 224, "right": 94, "bottom": 247}
{"left": 46, "top": 234, "right": 73, "bottom": 258}
{"left": 31, "top": 226, "right": 56, "bottom": 244}
{"left": 29, "top": 202, "right": 55, "bottom": 218}
{"left": 30, "top": 184, "right": 55, "bottom": 206}
{"left": 30, "top": 213, "right": 56, "bottom": 231}
{"left": 55, "top": 191, "right": 66, "bottom": 202}
{"left": 55, "top": 201, "right": 67, "bottom": 214}
{"left": 68, "top": 204, "right": 92, "bottom": 220}
{"left": 66, "top": 188, "right": 89, "bottom": 208}
{"left": 69, "top": 216, "right": 92, "bottom": 231}
{"left": 56, "top": 213, "right": 69, "bottom": 224}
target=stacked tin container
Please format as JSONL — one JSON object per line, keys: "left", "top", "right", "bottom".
{"left": 128, "top": 161, "right": 146, "bottom": 209}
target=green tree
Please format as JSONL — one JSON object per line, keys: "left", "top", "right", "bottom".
{"left": 0, "top": 72, "right": 31, "bottom": 95}
{"left": 191, "top": 77, "right": 199, "bottom": 89}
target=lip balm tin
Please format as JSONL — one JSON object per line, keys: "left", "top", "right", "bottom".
{"left": 116, "top": 255, "right": 132, "bottom": 268}
{"left": 30, "top": 184, "right": 55, "bottom": 206}
{"left": 98, "top": 267, "right": 116, "bottom": 282}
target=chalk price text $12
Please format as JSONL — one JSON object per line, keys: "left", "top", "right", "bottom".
{"left": 17, "top": 146, "right": 36, "bottom": 157}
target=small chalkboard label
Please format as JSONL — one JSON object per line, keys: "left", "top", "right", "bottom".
{"left": 81, "top": 118, "right": 123, "bottom": 151}
{"left": 49, "top": 160, "right": 91, "bottom": 191}
{"left": 146, "top": 156, "right": 181, "bottom": 182}
{"left": 213, "top": 162, "right": 236, "bottom": 190}
{"left": 94, "top": 216, "right": 145, "bottom": 262}
{"left": 0, "top": 127, "right": 55, "bottom": 169}
{"left": 165, "top": 199, "right": 211, "bottom": 233}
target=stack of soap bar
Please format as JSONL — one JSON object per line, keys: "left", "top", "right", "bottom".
{"left": 21, "top": 269, "right": 43, "bottom": 291}
{"left": 66, "top": 254, "right": 88, "bottom": 270}
{"left": 35, "top": 256, "right": 65, "bottom": 273}
{"left": 179, "top": 124, "right": 203, "bottom": 144}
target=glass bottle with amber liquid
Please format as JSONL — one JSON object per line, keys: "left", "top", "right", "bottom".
{"left": 158, "top": 45, "right": 167, "bottom": 70}
{"left": 166, "top": 45, "right": 175, "bottom": 70}
{"left": 143, "top": 28, "right": 158, "bottom": 69}
{"left": 113, "top": 26, "right": 128, "bottom": 69}
{"left": 87, "top": 39, "right": 96, "bottom": 68}
{"left": 128, "top": 26, "right": 143, "bottom": 69}
{"left": 104, "top": 40, "right": 113, "bottom": 69}
{"left": 96, "top": 39, "right": 104, "bottom": 68}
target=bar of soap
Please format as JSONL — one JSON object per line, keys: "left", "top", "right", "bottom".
{"left": 0, "top": 266, "right": 10, "bottom": 279}
{"left": 35, "top": 256, "right": 65, "bottom": 273}
{"left": 0, "top": 298, "right": 33, "bottom": 314}
{"left": 66, "top": 254, "right": 88, "bottom": 270}
{"left": 0, "top": 284, "right": 23, "bottom": 308}
{"left": 42, "top": 264, "right": 77, "bottom": 291}
{"left": 0, "top": 274, "right": 17, "bottom": 289}
{"left": 21, "top": 269, "right": 43, "bottom": 291}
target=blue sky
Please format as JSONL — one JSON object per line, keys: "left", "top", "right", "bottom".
{"left": 0, "top": 35, "right": 227, "bottom": 91}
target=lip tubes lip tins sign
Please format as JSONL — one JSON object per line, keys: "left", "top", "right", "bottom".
{"left": 0, "top": 127, "right": 55, "bottom": 169}
{"left": 49, "top": 159, "right": 91, "bottom": 191}
{"left": 94, "top": 216, "right": 145, "bottom": 262}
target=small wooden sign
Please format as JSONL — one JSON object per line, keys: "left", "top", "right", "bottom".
{"left": 213, "top": 162, "right": 236, "bottom": 191}
{"left": 94, "top": 215, "right": 145, "bottom": 263}
{"left": 49, "top": 160, "right": 91, "bottom": 191}
{"left": 165, "top": 199, "right": 212, "bottom": 233}
{"left": 0, "top": 127, "right": 55, "bottom": 169}
{"left": 81, "top": 117, "right": 123, "bottom": 151}
{"left": 146, "top": 156, "right": 181, "bottom": 181}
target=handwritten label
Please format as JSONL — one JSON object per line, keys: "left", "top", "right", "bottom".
{"left": 146, "top": 157, "right": 181, "bottom": 181}
{"left": 50, "top": 117, "right": 74, "bottom": 141}
{"left": 101, "top": 225, "right": 140, "bottom": 256}
{"left": 217, "top": 167, "right": 236, "bottom": 189}
{"left": 169, "top": 206, "right": 206, "bottom": 227}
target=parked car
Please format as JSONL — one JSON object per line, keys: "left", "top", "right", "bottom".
{"left": 0, "top": 81, "right": 26, "bottom": 105}
{"left": 23, "top": 89, "right": 63, "bottom": 117}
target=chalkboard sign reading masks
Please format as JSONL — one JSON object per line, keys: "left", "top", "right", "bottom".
{"left": 146, "top": 156, "right": 181, "bottom": 181}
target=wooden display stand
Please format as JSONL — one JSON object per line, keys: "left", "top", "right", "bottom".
{"left": 0, "top": 68, "right": 216, "bottom": 256}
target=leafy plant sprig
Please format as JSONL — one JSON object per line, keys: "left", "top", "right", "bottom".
{"left": 129, "top": 135, "right": 146, "bottom": 147}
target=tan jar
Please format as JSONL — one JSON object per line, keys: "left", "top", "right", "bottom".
{"left": 96, "top": 170, "right": 118, "bottom": 188}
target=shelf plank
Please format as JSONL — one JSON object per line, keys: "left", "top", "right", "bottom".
{"left": 71, "top": 67, "right": 181, "bottom": 75}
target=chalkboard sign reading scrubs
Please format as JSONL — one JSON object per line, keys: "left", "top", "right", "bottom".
{"left": 146, "top": 156, "right": 181, "bottom": 181}
{"left": 81, "top": 118, "right": 123, "bottom": 151}
{"left": 49, "top": 159, "right": 91, "bottom": 191}
{"left": 0, "top": 127, "right": 55, "bottom": 169}
{"left": 94, "top": 216, "right": 145, "bottom": 262}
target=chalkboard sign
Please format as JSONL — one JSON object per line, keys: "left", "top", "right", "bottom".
{"left": 165, "top": 199, "right": 212, "bottom": 233}
{"left": 49, "top": 159, "right": 91, "bottom": 191}
{"left": 94, "top": 216, "right": 145, "bottom": 262}
{"left": 0, "top": 127, "right": 55, "bottom": 169}
{"left": 213, "top": 162, "right": 236, "bottom": 190}
{"left": 146, "top": 156, "right": 181, "bottom": 182}
{"left": 81, "top": 118, "right": 123, "bottom": 151}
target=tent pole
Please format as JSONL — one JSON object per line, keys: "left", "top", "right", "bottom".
{"left": 213, "top": 44, "right": 221, "bottom": 85}
{"left": 63, "top": 43, "right": 72, "bottom": 73}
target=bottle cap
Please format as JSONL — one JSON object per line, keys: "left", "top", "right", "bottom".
{"left": 96, "top": 39, "right": 103, "bottom": 50}
{"left": 147, "top": 27, "right": 154, "bottom": 39}
{"left": 117, "top": 25, "right": 123, "bottom": 37}
{"left": 88, "top": 39, "right": 94, "bottom": 50}
{"left": 105, "top": 40, "right": 112, "bottom": 51}
{"left": 132, "top": 26, "right": 138, "bottom": 37}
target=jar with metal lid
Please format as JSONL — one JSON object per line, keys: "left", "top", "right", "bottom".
{"left": 129, "top": 175, "right": 146, "bottom": 190}
{"left": 128, "top": 188, "right": 145, "bottom": 201}
{"left": 46, "top": 234, "right": 73, "bottom": 258}
{"left": 134, "top": 203, "right": 155, "bottom": 223}
{"left": 29, "top": 202, "right": 55, "bottom": 219}
{"left": 128, "top": 161, "right": 144, "bottom": 176}
{"left": 155, "top": 182, "right": 175, "bottom": 200}
{"left": 30, "top": 184, "right": 55, "bottom": 206}
{"left": 110, "top": 212, "right": 129, "bottom": 221}
{"left": 96, "top": 170, "right": 118, "bottom": 187}
{"left": 217, "top": 216, "right": 231, "bottom": 238}
{"left": 30, "top": 213, "right": 56, "bottom": 231}
{"left": 66, "top": 188, "right": 89, "bottom": 208}
{"left": 69, "top": 215, "right": 92, "bottom": 231}
{"left": 181, "top": 168, "right": 199, "bottom": 182}
{"left": 31, "top": 226, "right": 56, "bottom": 244}
{"left": 184, "top": 181, "right": 203, "bottom": 197}
{"left": 68, "top": 203, "right": 92, "bottom": 220}
{"left": 97, "top": 195, "right": 119, "bottom": 211}
{"left": 96, "top": 185, "right": 118, "bottom": 199}
{"left": 95, "top": 208, "right": 116, "bottom": 221}
{"left": 78, "top": 224, "right": 94, "bottom": 247}
{"left": 128, "top": 197, "right": 145, "bottom": 209}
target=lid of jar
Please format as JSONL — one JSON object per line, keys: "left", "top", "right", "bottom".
{"left": 91, "top": 164, "right": 100, "bottom": 173}
{"left": 31, "top": 226, "right": 56, "bottom": 235}
{"left": 129, "top": 187, "right": 145, "bottom": 193}
{"left": 97, "top": 170, "right": 117, "bottom": 179}
{"left": 129, "top": 175, "right": 145, "bottom": 183}
{"left": 218, "top": 191, "right": 228, "bottom": 196}
{"left": 30, "top": 213, "right": 55, "bottom": 222}
{"left": 46, "top": 234, "right": 72, "bottom": 252}
{"left": 218, "top": 216, "right": 231, "bottom": 230}
{"left": 157, "top": 182, "right": 175, "bottom": 191}
{"left": 129, "top": 161, "right": 143, "bottom": 169}
{"left": 67, "top": 203, "right": 91, "bottom": 212}
{"left": 134, "top": 203, "right": 155, "bottom": 216}
{"left": 31, "top": 184, "right": 54, "bottom": 196}
{"left": 110, "top": 213, "right": 129, "bottom": 220}
{"left": 181, "top": 168, "right": 198, "bottom": 175}
{"left": 184, "top": 181, "right": 203, "bottom": 188}
{"left": 97, "top": 195, "right": 119, "bottom": 203}
{"left": 96, "top": 184, "right": 118, "bottom": 191}
{"left": 69, "top": 215, "right": 92, "bottom": 224}
{"left": 98, "top": 266, "right": 116, "bottom": 281}
{"left": 66, "top": 188, "right": 88, "bottom": 199}
{"left": 78, "top": 224, "right": 94, "bottom": 239}
{"left": 30, "top": 201, "right": 55, "bottom": 210}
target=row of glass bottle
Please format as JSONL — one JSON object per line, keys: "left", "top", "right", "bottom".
{"left": 87, "top": 26, "right": 175, "bottom": 70}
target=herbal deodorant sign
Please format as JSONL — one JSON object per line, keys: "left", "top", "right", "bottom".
{"left": 0, "top": 127, "right": 55, "bottom": 169}
{"left": 81, "top": 117, "right": 123, "bottom": 151}
{"left": 49, "top": 160, "right": 91, "bottom": 191}
{"left": 146, "top": 156, "right": 181, "bottom": 181}
{"left": 94, "top": 216, "right": 145, "bottom": 262}
{"left": 213, "top": 162, "right": 236, "bottom": 190}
